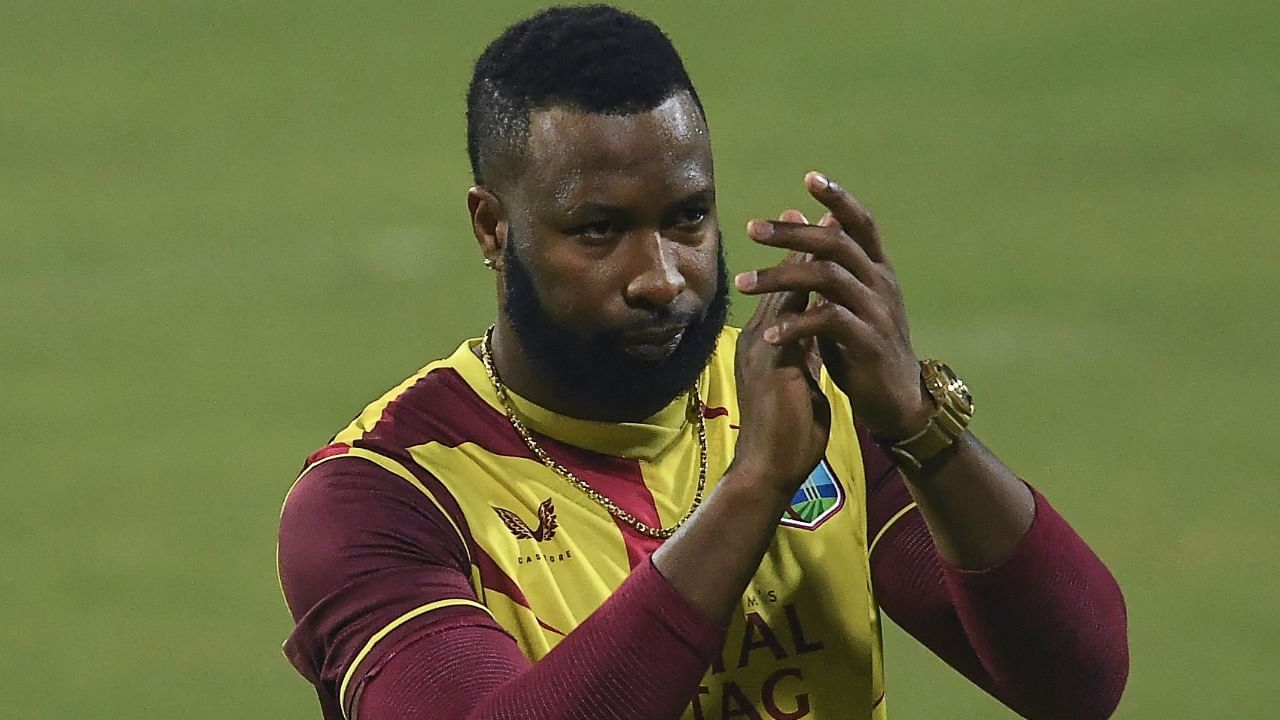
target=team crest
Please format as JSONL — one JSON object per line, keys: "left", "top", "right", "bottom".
{"left": 779, "top": 459, "right": 845, "bottom": 530}
{"left": 494, "top": 499, "right": 558, "bottom": 542}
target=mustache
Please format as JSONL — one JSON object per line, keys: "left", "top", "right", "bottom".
{"left": 611, "top": 306, "right": 702, "bottom": 336}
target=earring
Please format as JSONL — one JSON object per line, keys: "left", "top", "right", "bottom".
{"left": 483, "top": 258, "right": 497, "bottom": 270}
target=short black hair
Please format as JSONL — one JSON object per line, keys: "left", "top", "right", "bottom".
{"left": 466, "top": 4, "right": 705, "bottom": 188}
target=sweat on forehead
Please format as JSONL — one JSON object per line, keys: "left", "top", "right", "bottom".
{"left": 520, "top": 95, "right": 713, "bottom": 200}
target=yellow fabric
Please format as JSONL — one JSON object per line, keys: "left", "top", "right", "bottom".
{"left": 334, "top": 328, "right": 887, "bottom": 719}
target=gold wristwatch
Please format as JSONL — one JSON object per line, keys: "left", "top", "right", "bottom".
{"left": 882, "top": 359, "right": 974, "bottom": 472}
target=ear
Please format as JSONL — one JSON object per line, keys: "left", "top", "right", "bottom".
{"left": 468, "top": 186, "right": 508, "bottom": 272}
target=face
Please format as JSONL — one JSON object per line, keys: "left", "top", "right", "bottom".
{"left": 498, "top": 93, "right": 727, "bottom": 413}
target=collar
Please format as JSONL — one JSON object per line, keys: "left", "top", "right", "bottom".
{"left": 449, "top": 337, "right": 700, "bottom": 462}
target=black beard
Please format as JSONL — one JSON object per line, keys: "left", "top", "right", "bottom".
{"left": 503, "top": 236, "right": 730, "bottom": 418}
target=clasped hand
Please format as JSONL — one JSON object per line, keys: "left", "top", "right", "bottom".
{"left": 732, "top": 172, "right": 931, "bottom": 492}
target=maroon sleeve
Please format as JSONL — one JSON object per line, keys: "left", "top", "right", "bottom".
{"left": 357, "top": 559, "right": 723, "bottom": 720}
{"left": 278, "top": 456, "right": 481, "bottom": 715}
{"left": 278, "top": 455, "right": 727, "bottom": 720}
{"left": 861, "top": 430, "right": 1129, "bottom": 720}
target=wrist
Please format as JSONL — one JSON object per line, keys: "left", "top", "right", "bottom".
{"left": 875, "top": 359, "right": 975, "bottom": 472}
{"left": 721, "top": 459, "right": 797, "bottom": 511}
{"left": 871, "top": 381, "right": 936, "bottom": 442}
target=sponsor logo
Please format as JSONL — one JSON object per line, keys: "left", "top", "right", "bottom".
{"left": 779, "top": 459, "right": 844, "bottom": 530}
{"left": 692, "top": 601, "right": 826, "bottom": 720}
{"left": 493, "top": 498, "right": 558, "bottom": 542}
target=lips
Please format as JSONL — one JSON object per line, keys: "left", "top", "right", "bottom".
{"left": 621, "top": 323, "right": 686, "bottom": 344}
{"left": 619, "top": 322, "right": 687, "bottom": 360}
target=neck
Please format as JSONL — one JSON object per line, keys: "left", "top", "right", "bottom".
{"left": 482, "top": 319, "right": 677, "bottom": 422}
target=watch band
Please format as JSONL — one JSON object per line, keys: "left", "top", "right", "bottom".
{"left": 884, "top": 403, "right": 967, "bottom": 472}
{"left": 880, "top": 359, "right": 973, "bottom": 472}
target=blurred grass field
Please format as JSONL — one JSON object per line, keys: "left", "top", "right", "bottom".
{"left": 3, "top": 1, "right": 1277, "bottom": 717}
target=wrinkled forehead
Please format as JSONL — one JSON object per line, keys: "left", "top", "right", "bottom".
{"left": 521, "top": 93, "right": 713, "bottom": 206}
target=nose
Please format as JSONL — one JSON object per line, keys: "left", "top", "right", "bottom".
{"left": 624, "top": 231, "right": 686, "bottom": 309}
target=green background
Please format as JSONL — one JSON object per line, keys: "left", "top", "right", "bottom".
{"left": 4, "top": 1, "right": 1276, "bottom": 717}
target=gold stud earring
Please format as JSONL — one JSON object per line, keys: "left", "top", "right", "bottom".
{"left": 483, "top": 258, "right": 497, "bottom": 270}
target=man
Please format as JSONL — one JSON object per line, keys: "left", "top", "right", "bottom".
{"left": 277, "top": 6, "right": 1128, "bottom": 719}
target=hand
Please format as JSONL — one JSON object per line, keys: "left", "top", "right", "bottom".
{"left": 732, "top": 235, "right": 832, "bottom": 496}
{"left": 735, "top": 172, "right": 932, "bottom": 440}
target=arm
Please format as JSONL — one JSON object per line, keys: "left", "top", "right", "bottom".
{"left": 281, "top": 285, "right": 833, "bottom": 720}
{"left": 279, "top": 456, "right": 723, "bottom": 720}
{"left": 735, "top": 172, "right": 1038, "bottom": 569}
{"left": 862, "top": 430, "right": 1129, "bottom": 720}
{"left": 897, "top": 432, "right": 1033, "bottom": 569}
{"left": 736, "top": 172, "right": 1129, "bottom": 718}
{"left": 354, "top": 470, "right": 807, "bottom": 720}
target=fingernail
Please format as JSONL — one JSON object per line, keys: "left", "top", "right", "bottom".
{"left": 747, "top": 220, "right": 773, "bottom": 239}
{"left": 808, "top": 172, "right": 830, "bottom": 191}
{"left": 734, "top": 271, "right": 757, "bottom": 291}
{"left": 763, "top": 326, "right": 780, "bottom": 343}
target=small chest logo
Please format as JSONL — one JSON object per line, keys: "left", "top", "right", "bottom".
{"left": 494, "top": 498, "right": 558, "bottom": 542}
{"left": 779, "top": 458, "right": 845, "bottom": 530}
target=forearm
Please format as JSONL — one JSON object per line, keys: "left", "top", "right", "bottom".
{"left": 359, "top": 561, "right": 725, "bottom": 720}
{"left": 870, "top": 467, "right": 1129, "bottom": 719}
{"left": 652, "top": 463, "right": 794, "bottom": 622}
{"left": 900, "top": 431, "right": 1035, "bottom": 569}
{"left": 359, "top": 464, "right": 794, "bottom": 720}
{"left": 943, "top": 489, "right": 1129, "bottom": 719}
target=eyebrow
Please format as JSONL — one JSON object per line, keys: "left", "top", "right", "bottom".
{"left": 563, "top": 188, "right": 716, "bottom": 216}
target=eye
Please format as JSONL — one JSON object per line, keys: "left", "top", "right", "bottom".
{"left": 673, "top": 206, "right": 708, "bottom": 229}
{"left": 572, "top": 220, "right": 617, "bottom": 242}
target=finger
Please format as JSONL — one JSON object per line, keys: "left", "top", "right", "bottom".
{"left": 778, "top": 209, "right": 809, "bottom": 224}
{"left": 764, "top": 302, "right": 876, "bottom": 348}
{"left": 745, "top": 219, "right": 875, "bottom": 283}
{"left": 777, "top": 212, "right": 814, "bottom": 267}
{"left": 801, "top": 335, "right": 824, "bottom": 381}
{"left": 805, "top": 171, "right": 886, "bottom": 263}
{"left": 737, "top": 259, "right": 885, "bottom": 325}
{"left": 741, "top": 247, "right": 810, "bottom": 331}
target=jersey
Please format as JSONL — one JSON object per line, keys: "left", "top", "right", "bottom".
{"left": 282, "top": 327, "right": 888, "bottom": 719}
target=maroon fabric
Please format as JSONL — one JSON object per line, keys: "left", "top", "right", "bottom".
{"left": 858, "top": 425, "right": 910, "bottom": 538}
{"left": 279, "top": 457, "right": 481, "bottom": 719}
{"left": 587, "top": 459, "right": 666, "bottom": 570}
{"left": 358, "top": 560, "right": 724, "bottom": 720}
{"left": 345, "top": 365, "right": 671, "bottom": 574}
{"left": 282, "top": 410, "right": 1127, "bottom": 719}
{"left": 864, "top": 441, "right": 1129, "bottom": 720}
{"left": 343, "top": 367, "right": 531, "bottom": 459}
{"left": 279, "top": 455, "right": 726, "bottom": 719}
{"left": 942, "top": 492, "right": 1129, "bottom": 719}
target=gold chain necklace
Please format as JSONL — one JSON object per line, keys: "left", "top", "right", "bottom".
{"left": 480, "top": 325, "right": 707, "bottom": 539}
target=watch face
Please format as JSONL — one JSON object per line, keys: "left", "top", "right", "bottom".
{"left": 926, "top": 361, "right": 974, "bottom": 417}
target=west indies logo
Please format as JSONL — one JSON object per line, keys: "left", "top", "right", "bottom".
{"left": 779, "top": 459, "right": 844, "bottom": 530}
{"left": 494, "top": 498, "right": 558, "bottom": 542}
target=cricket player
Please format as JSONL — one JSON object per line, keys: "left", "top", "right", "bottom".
{"left": 278, "top": 6, "right": 1128, "bottom": 719}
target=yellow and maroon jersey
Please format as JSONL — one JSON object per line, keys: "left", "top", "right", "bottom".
{"left": 281, "top": 327, "right": 888, "bottom": 719}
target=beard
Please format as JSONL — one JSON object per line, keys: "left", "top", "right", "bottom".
{"left": 503, "top": 235, "right": 730, "bottom": 417}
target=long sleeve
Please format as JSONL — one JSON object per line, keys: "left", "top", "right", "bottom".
{"left": 863, "top": 431, "right": 1129, "bottom": 719}
{"left": 357, "top": 560, "right": 723, "bottom": 720}
{"left": 278, "top": 456, "right": 726, "bottom": 720}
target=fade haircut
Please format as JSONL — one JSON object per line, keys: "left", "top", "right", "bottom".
{"left": 466, "top": 4, "right": 706, "bottom": 189}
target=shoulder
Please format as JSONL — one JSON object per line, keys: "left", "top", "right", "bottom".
{"left": 277, "top": 454, "right": 492, "bottom": 696}
{"left": 322, "top": 340, "right": 490, "bottom": 452}
{"left": 278, "top": 454, "right": 472, "bottom": 616}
